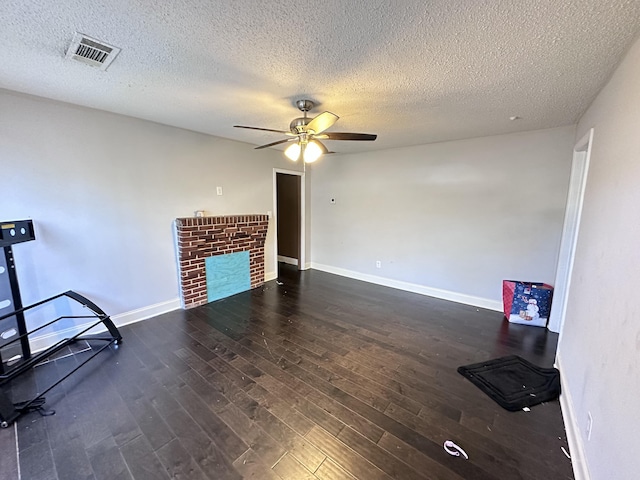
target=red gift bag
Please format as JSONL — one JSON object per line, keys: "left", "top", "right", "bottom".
{"left": 503, "top": 280, "right": 554, "bottom": 327}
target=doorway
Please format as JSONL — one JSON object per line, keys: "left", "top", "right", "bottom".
{"left": 548, "top": 129, "right": 593, "bottom": 334}
{"left": 273, "top": 169, "right": 305, "bottom": 275}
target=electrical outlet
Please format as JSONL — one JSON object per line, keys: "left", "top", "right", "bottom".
{"left": 376, "top": 260, "right": 382, "bottom": 268}
{"left": 216, "top": 186, "right": 223, "bottom": 196}
{"left": 587, "top": 412, "right": 593, "bottom": 440}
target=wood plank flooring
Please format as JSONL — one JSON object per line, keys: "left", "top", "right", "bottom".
{"left": 0, "top": 265, "right": 574, "bottom": 479}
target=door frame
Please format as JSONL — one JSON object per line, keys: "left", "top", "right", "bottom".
{"left": 272, "top": 168, "right": 306, "bottom": 274}
{"left": 548, "top": 128, "right": 594, "bottom": 334}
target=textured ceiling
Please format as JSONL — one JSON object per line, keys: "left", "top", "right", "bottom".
{"left": 1, "top": 1, "right": 640, "bottom": 154}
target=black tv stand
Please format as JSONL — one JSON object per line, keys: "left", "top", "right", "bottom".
{"left": 0, "top": 220, "right": 122, "bottom": 428}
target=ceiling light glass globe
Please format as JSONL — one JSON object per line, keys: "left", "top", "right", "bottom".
{"left": 284, "top": 142, "right": 301, "bottom": 161}
{"left": 303, "top": 141, "right": 323, "bottom": 163}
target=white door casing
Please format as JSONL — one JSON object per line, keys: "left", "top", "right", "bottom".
{"left": 272, "top": 168, "right": 306, "bottom": 275}
{"left": 548, "top": 129, "right": 593, "bottom": 334}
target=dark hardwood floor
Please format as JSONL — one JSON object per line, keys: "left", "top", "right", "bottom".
{"left": 1, "top": 265, "right": 574, "bottom": 479}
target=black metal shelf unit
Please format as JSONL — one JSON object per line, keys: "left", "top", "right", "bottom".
{"left": 0, "top": 291, "right": 122, "bottom": 427}
{"left": 0, "top": 220, "right": 122, "bottom": 427}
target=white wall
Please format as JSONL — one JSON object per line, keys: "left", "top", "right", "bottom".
{"left": 310, "top": 126, "right": 575, "bottom": 307}
{"left": 556, "top": 35, "right": 640, "bottom": 480}
{"left": 0, "top": 89, "right": 302, "bottom": 330}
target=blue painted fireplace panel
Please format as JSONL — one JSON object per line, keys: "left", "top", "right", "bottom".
{"left": 205, "top": 251, "right": 251, "bottom": 302}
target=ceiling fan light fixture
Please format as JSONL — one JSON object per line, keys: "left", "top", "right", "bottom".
{"left": 284, "top": 142, "right": 301, "bottom": 161}
{"left": 303, "top": 140, "right": 323, "bottom": 163}
{"left": 234, "top": 98, "right": 377, "bottom": 161}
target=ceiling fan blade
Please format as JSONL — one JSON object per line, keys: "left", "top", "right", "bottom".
{"left": 254, "top": 138, "right": 295, "bottom": 150}
{"left": 306, "top": 112, "right": 339, "bottom": 134}
{"left": 234, "top": 125, "right": 291, "bottom": 134}
{"left": 317, "top": 132, "right": 377, "bottom": 141}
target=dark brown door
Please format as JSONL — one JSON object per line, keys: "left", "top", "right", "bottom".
{"left": 276, "top": 173, "right": 301, "bottom": 269}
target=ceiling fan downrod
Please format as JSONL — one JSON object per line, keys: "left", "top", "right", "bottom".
{"left": 290, "top": 99, "right": 314, "bottom": 133}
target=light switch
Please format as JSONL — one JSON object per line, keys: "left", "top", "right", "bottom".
{"left": 216, "top": 186, "right": 223, "bottom": 196}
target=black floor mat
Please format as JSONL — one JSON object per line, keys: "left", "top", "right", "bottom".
{"left": 457, "top": 355, "right": 561, "bottom": 411}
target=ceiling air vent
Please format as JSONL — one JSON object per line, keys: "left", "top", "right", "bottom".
{"left": 65, "top": 33, "right": 120, "bottom": 71}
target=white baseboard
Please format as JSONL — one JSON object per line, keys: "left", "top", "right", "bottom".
{"left": 556, "top": 355, "right": 590, "bottom": 480}
{"left": 29, "top": 297, "right": 180, "bottom": 353}
{"left": 111, "top": 298, "right": 181, "bottom": 327}
{"left": 301, "top": 262, "right": 311, "bottom": 270}
{"left": 310, "top": 262, "right": 502, "bottom": 312}
{"left": 277, "top": 255, "right": 299, "bottom": 266}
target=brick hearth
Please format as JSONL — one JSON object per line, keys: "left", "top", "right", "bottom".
{"left": 175, "top": 215, "right": 269, "bottom": 308}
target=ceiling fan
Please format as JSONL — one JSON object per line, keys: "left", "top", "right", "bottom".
{"left": 234, "top": 99, "right": 377, "bottom": 163}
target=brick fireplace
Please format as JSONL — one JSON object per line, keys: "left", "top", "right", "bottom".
{"left": 175, "top": 215, "right": 269, "bottom": 308}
